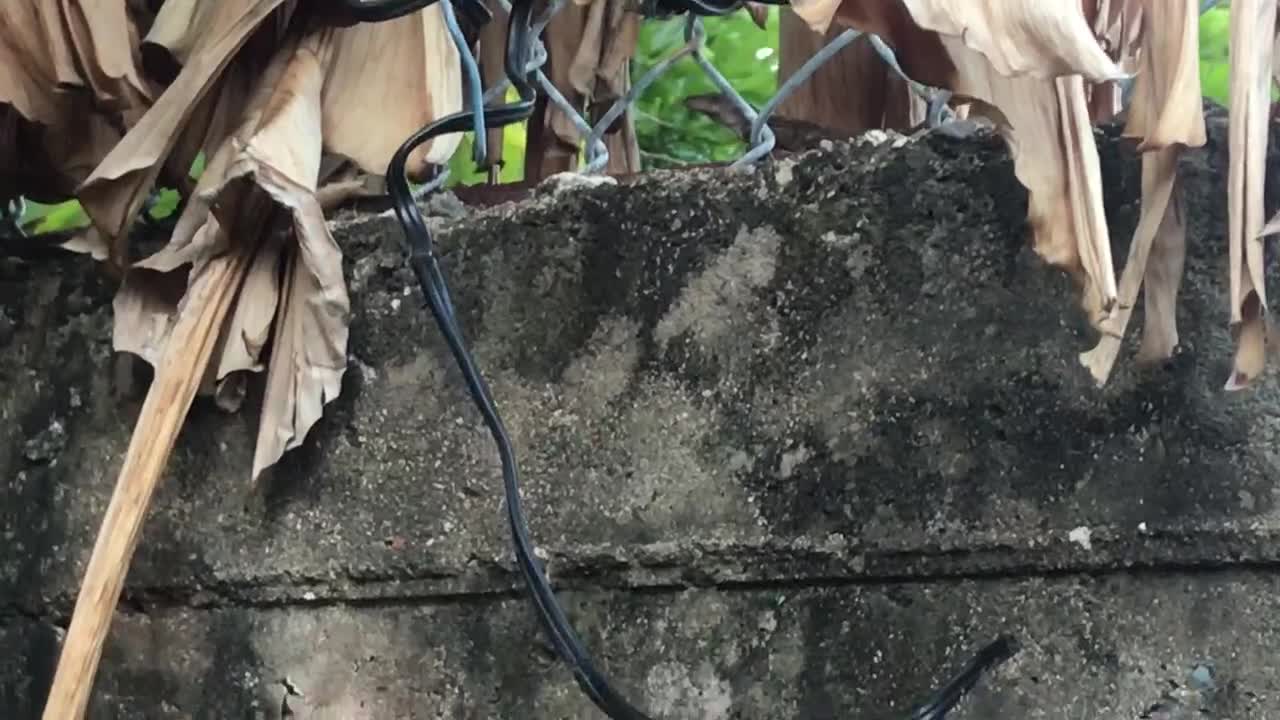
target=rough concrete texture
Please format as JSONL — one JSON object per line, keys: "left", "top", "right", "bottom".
{"left": 4, "top": 107, "right": 1280, "bottom": 718}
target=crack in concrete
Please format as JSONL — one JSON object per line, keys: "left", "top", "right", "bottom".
{"left": 5, "top": 554, "right": 1276, "bottom": 620}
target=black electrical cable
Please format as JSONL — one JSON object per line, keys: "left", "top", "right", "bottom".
{"left": 384, "top": 3, "right": 656, "bottom": 718}
{"left": 911, "top": 636, "right": 1020, "bottom": 720}
{"left": 356, "top": 1, "right": 1021, "bottom": 718}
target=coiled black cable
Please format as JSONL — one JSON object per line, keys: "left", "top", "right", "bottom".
{"left": 347, "top": 0, "right": 1020, "bottom": 717}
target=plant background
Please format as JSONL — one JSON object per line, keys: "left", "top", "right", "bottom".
{"left": 16, "top": 5, "right": 1236, "bottom": 233}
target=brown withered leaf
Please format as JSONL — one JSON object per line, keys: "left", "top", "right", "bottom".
{"left": 526, "top": 0, "right": 641, "bottom": 180}
{"left": 792, "top": 0, "right": 1125, "bottom": 84}
{"left": 231, "top": 40, "right": 348, "bottom": 480}
{"left": 1134, "top": 185, "right": 1187, "bottom": 365}
{"left": 776, "top": 11, "right": 924, "bottom": 135}
{"left": 143, "top": 1, "right": 296, "bottom": 199}
{"left": 943, "top": 46, "right": 1120, "bottom": 325}
{"left": 1122, "top": 1, "right": 1205, "bottom": 151}
{"left": 1079, "top": 148, "right": 1178, "bottom": 382}
{"left": 78, "top": 0, "right": 293, "bottom": 259}
{"left": 210, "top": 228, "right": 286, "bottom": 413}
{"left": 900, "top": 0, "right": 1127, "bottom": 81}
{"left": 111, "top": 108, "right": 285, "bottom": 388}
{"left": 0, "top": 2, "right": 154, "bottom": 204}
{"left": 114, "top": 32, "right": 347, "bottom": 483}
{"left": 1224, "top": 0, "right": 1278, "bottom": 390}
{"left": 1085, "top": 0, "right": 1143, "bottom": 123}
{"left": 114, "top": 8, "right": 465, "bottom": 482}
{"left": 1081, "top": 0, "right": 1206, "bottom": 384}
{"left": 58, "top": 0, "right": 155, "bottom": 113}
{"left": 314, "top": 5, "right": 464, "bottom": 181}
{"left": 1130, "top": 0, "right": 1204, "bottom": 367}
{"left": 793, "top": 0, "right": 1126, "bottom": 332}
{"left": 2, "top": 3, "right": 87, "bottom": 124}
{"left": 145, "top": 0, "right": 242, "bottom": 69}
{"left": 1054, "top": 74, "right": 1119, "bottom": 322}
{"left": 113, "top": 217, "right": 236, "bottom": 376}
{"left": 796, "top": 0, "right": 955, "bottom": 88}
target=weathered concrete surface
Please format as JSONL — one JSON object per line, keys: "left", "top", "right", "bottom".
{"left": 3, "top": 572, "right": 1276, "bottom": 719}
{"left": 4, "top": 107, "right": 1280, "bottom": 718}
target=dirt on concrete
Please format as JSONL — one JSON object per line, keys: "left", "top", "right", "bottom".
{"left": 2, "top": 107, "right": 1280, "bottom": 718}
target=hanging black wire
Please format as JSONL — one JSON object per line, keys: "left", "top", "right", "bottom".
{"left": 346, "top": 0, "right": 1021, "bottom": 717}
{"left": 382, "top": 3, "right": 655, "bottom": 717}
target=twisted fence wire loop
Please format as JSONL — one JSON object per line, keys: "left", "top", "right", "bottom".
{"left": 462, "top": 1, "right": 928, "bottom": 177}
{"left": 465, "top": 0, "right": 1228, "bottom": 176}
{"left": 734, "top": 26, "right": 861, "bottom": 166}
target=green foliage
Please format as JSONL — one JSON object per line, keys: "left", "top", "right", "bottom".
{"left": 439, "top": 11, "right": 782, "bottom": 179}
{"left": 17, "top": 153, "right": 205, "bottom": 235}
{"left": 447, "top": 86, "right": 528, "bottom": 186}
{"left": 1200, "top": 6, "right": 1230, "bottom": 105}
{"left": 21, "top": 198, "right": 90, "bottom": 235}
{"left": 631, "top": 11, "right": 779, "bottom": 167}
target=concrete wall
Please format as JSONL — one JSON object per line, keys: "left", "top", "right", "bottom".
{"left": 3, "top": 110, "right": 1280, "bottom": 719}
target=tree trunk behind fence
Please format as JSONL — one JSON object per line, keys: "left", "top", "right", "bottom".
{"left": 776, "top": 9, "right": 924, "bottom": 135}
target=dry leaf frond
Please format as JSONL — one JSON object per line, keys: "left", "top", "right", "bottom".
{"left": 78, "top": 0, "right": 293, "bottom": 257}
{"left": 317, "top": 5, "right": 464, "bottom": 181}
{"left": 902, "top": 0, "right": 1127, "bottom": 81}
{"left": 1085, "top": 0, "right": 1143, "bottom": 123}
{"left": 1079, "top": 147, "right": 1178, "bottom": 382}
{"left": 793, "top": 0, "right": 1125, "bottom": 86}
{"left": 0, "top": 1, "right": 154, "bottom": 204}
{"left": 1081, "top": 0, "right": 1205, "bottom": 383}
{"left": 808, "top": 0, "right": 1155, "bottom": 337}
{"left": 1122, "top": 0, "right": 1205, "bottom": 150}
{"left": 112, "top": 7, "right": 465, "bottom": 482}
{"left": 1134, "top": 185, "right": 1187, "bottom": 365}
{"left": 1225, "top": 0, "right": 1278, "bottom": 390}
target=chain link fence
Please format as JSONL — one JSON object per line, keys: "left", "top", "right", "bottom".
{"left": 431, "top": 0, "right": 939, "bottom": 191}
{"left": 437, "top": 0, "right": 1226, "bottom": 189}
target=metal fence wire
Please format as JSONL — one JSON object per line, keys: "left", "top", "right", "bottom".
{"left": 431, "top": 2, "right": 942, "bottom": 189}
{"left": 442, "top": 0, "right": 1223, "bottom": 184}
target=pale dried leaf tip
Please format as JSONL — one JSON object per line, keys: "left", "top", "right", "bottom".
{"left": 1082, "top": 0, "right": 1205, "bottom": 384}
{"left": 1223, "top": 0, "right": 1277, "bottom": 391}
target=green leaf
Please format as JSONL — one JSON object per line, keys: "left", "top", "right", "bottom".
{"left": 148, "top": 189, "right": 182, "bottom": 220}
{"left": 1199, "top": 6, "right": 1230, "bottom": 105}
{"left": 446, "top": 85, "right": 527, "bottom": 186}
{"left": 634, "top": 11, "right": 780, "bottom": 167}
{"left": 22, "top": 199, "right": 89, "bottom": 235}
